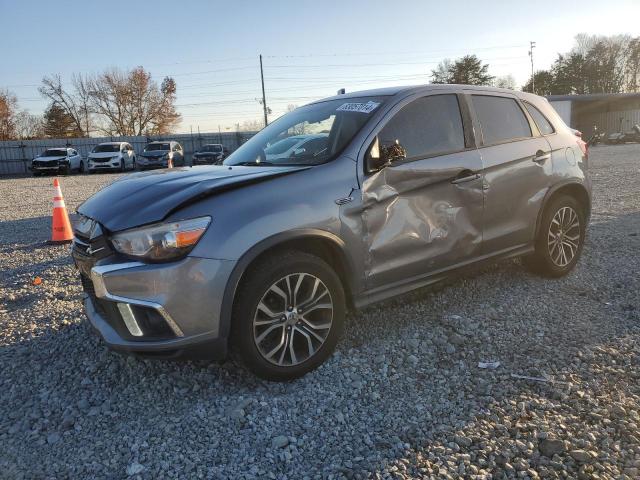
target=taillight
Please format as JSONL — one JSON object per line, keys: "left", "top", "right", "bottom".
{"left": 573, "top": 129, "right": 588, "bottom": 158}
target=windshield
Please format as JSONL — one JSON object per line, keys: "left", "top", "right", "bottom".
{"left": 224, "top": 96, "right": 386, "bottom": 166}
{"left": 92, "top": 144, "right": 120, "bottom": 153}
{"left": 144, "top": 143, "right": 170, "bottom": 152}
{"left": 41, "top": 149, "right": 67, "bottom": 157}
{"left": 201, "top": 145, "right": 222, "bottom": 152}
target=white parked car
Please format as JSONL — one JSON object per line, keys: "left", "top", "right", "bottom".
{"left": 87, "top": 142, "right": 136, "bottom": 173}
{"left": 31, "top": 147, "right": 83, "bottom": 176}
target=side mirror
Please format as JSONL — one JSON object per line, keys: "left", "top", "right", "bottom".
{"left": 366, "top": 137, "right": 406, "bottom": 172}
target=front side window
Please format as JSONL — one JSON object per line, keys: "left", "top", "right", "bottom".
{"left": 523, "top": 102, "right": 555, "bottom": 135}
{"left": 224, "top": 96, "right": 387, "bottom": 166}
{"left": 472, "top": 95, "right": 532, "bottom": 145}
{"left": 377, "top": 94, "right": 465, "bottom": 160}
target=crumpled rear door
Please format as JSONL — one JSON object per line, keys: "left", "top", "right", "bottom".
{"left": 362, "top": 150, "right": 484, "bottom": 289}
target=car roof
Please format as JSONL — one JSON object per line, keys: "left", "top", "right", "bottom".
{"left": 311, "top": 84, "right": 534, "bottom": 104}
{"left": 97, "top": 142, "right": 125, "bottom": 146}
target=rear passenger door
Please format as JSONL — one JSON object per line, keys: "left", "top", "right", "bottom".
{"left": 361, "top": 93, "right": 484, "bottom": 289}
{"left": 469, "top": 93, "right": 552, "bottom": 254}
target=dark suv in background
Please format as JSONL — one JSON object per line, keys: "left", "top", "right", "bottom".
{"left": 73, "top": 85, "right": 591, "bottom": 381}
{"left": 193, "top": 144, "right": 229, "bottom": 165}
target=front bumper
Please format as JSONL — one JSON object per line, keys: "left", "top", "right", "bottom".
{"left": 79, "top": 257, "right": 235, "bottom": 360}
{"left": 32, "top": 163, "right": 65, "bottom": 172}
{"left": 89, "top": 160, "right": 120, "bottom": 171}
{"left": 138, "top": 158, "right": 168, "bottom": 168}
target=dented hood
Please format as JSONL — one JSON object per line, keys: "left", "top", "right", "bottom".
{"left": 78, "top": 165, "right": 305, "bottom": 232}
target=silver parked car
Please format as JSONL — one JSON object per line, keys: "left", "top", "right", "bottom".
{"left": 72, "top": 85, "right": 591, "bottom": 380}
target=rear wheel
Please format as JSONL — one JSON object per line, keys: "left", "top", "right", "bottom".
{"left": 232, "top": 251, "right": 345, "bottom": 381}
{"left": 523, "top": 194, "right": 585, "bottom": 277}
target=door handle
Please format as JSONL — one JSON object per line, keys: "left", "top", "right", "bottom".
{"left": 532, "top": 150, "right": 551, "bottom": 163}
{"left": 451, "top": 171, "right": 481, "bottom": 184}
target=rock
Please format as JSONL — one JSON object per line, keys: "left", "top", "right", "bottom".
{"left": 539, "top": 439, "right": 565, "bottom": 457}
{"left": 271, "top": 436, "right": 289, "bottom": 449}
{"left": 407, "top": 355, "right": 419, "bottom": 366}
{"left": 569, "top": 450, "right": 593, "bottom": 463}
{"left": 126, "top": 463, "right": 145, "bottom": 476}
{"left": 46, "top": 433, "right": 61, "bottom": 444}
{"left": 448, "top": 333, "right": 466, "bottom": 346}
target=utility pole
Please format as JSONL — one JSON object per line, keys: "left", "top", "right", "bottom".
{"left": 528, "top": 41, "right": 536, "bottom": 94}
{"left": 259, "top": 54, "right": 268, "bottom": 127}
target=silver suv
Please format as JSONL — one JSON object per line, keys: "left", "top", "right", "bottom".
{"left": 72, "top": 85, "right": 591, "bottom": 380}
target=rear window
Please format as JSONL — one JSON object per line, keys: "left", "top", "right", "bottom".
{"left": 378, "top": 94, "right": 466, "bottom": 159}
{"left": 523, "top": 102, "right": 555, "bottom": 135}
{"left": 144, "top": 143, "right": 170, "bottom": 151}
{"left": 472, "top": 95, "right": 532, "bottom": 145}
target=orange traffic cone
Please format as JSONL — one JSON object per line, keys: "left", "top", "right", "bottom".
{"left": 50, "top": 178, "right": 74, "bottom": 244}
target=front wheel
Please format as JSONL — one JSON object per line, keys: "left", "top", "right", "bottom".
{"left": 78, "top": 161, "right": 84, "bottom": 173}
{"left": 232, "top": 251, "right": 345, "bottom": 381}
{"left": 523, "top": 195, "right": 586, "bottom": 277}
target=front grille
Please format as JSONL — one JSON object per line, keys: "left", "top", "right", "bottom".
{"left": 90, "top": 157, "right": 112, "bottom": 163}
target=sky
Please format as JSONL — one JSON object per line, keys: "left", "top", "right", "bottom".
{"left": 1, "top": 0, "right": 639, "bottom": 133}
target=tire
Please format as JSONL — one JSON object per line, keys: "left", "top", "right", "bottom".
{"left": 33, "top": 172, "right": 41, "bottom": 177}
{"left": 78, "top": 161, "right": 84, "bottom": 173}
{"left": 231, "top": 251, "right": 345, "bottom": 381}
{"left": 523, "top": 194, "right": 586, "bottom": 277}
{"left": 132, "top": 157, "right": 136, "bottom": 171}
{"left": 120, "top": 160, "right": 125, "bottom": 173}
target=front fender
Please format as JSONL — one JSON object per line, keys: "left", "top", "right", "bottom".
{"left": 215, "top": 229, "right": 356, "bottom": 342}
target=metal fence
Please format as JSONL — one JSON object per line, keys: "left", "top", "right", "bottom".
{"left": 0, "top": 131, "right": 257, "bottom": 176}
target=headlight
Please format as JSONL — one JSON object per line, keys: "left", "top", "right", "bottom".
{"left": 112, "top": 155, "right": 120, "bottom": 160}
{"left": 110, "top": 216, "right": 211, "bottom": 261}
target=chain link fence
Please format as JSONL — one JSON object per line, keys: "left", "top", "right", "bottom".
{"left": 0, "top": 131, "right": 257, "bottom": 176}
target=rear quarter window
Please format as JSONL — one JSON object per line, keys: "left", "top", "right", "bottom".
{"left": 472, "top": 95, "right": 532, "bottom": 145}
{"left": 523, "top": 102, "right": 555, "bottom": 135}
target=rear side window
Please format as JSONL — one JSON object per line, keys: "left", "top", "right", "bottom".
{"left": 523, "top": 102, "right": 555, "bottom": 135}
{"left": 472, "top": 95, "right": 532, "bottom": 145}
{"left": 378, "top": 94, "right": 465, "bottom": 160}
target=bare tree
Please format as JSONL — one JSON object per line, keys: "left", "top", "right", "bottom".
{"left": 14, "top": 111, "right": 44, "bottom": 139}
{"left": 238, "top": 119, "right": 264, "bottom": 131}
{"left": 86, "top": 67, "right": 180, "bottom": 135}
{"left": 0, "top": 89, "right": 18, "bottom": 140}
{"left": 39, "top": 75, "right": 90, "bottom": 136}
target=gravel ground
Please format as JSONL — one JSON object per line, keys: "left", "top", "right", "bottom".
{"left": 1, "top": 144, "right": 639, "bottom": 480}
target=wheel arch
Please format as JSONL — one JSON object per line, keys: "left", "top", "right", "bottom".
{"left": 218, "top": 229, "right": 357, "bottom": 342}
{"left": 535, "top": 181, "right": 591, "bottom": 239}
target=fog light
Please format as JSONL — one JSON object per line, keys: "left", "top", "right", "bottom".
{"left": 117, "top": 303, "right": 143, "bottom": 336}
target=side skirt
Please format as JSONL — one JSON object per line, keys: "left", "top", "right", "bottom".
{"left": 353, "top": 244, "right": 533, "bottom": 309}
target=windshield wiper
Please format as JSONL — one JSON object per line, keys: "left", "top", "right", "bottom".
{"left": 235, "top": 161, "right": 276, "bottom": 166}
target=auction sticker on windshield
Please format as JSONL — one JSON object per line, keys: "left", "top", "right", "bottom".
{"left": 336, "top": 101, "right": 380, "bottom": 114}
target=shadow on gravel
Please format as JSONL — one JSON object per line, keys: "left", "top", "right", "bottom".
{"left": 0, "top": 213, "right": 639, "bottom": 478}
{"left": 0, "top": 216, "right": 53, "bottom": 246}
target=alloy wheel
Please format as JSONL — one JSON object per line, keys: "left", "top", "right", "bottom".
{"left": 253, "top": 273, "right": 333, "bottom": 367}
{"left": 547, "top": 206, "right": 581, "bottom": 267}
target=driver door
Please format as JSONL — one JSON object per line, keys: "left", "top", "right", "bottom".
{"left": 361, "top": 93, "right": 484, "bottom": 289}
